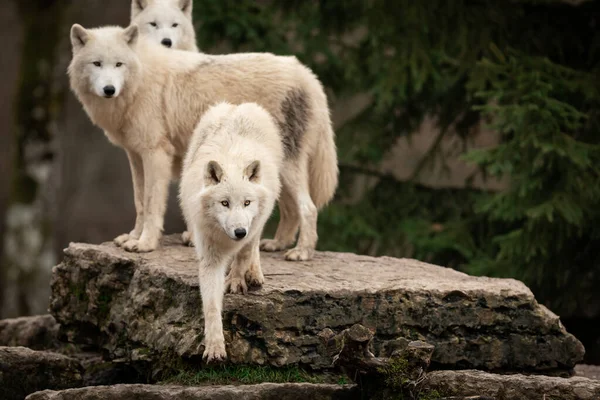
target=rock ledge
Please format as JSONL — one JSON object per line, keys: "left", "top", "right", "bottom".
{"left": 50, "top": 235, "right": 583, "bottom": 372}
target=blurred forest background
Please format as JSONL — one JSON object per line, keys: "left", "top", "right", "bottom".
{"left": 1, "top": 0, "right": 599, "bottom": 362}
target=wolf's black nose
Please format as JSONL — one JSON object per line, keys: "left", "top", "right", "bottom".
{"left": 161, "top": 38, "right": 172, "bottom": 48}
{"left": 234, "top": 228, "right": 247, "bottom": 239}
{"left": 103, "top": 85, "right": 115, "bottom": 97}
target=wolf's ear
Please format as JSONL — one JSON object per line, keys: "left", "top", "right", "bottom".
{"left": 206, "top": 161, "right": 224, "bottom": 186}
{"left": 179, "top": 0, "right": 193, "bottom": 17}
{"left": 123, "top": 24, "right": 139, "bottom": 46}
{"left": 70, "top": 24, "right": 89, "bottom": 53}
{"left": 244, "top": 160, "right": 261, "bottom": 183}
{"left": 131, "top": 0, "right": 149, "bottom": 18}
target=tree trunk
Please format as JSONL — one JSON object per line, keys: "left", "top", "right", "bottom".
{"left": 0, "top": 0, "right": 22, "bottom": 317}
{"left": 2, "top": 0, "right": 66, "bottom": 317}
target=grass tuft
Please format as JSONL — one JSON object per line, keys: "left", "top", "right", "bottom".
{"left": 159, "top": 364, "right": 346, "bottom": 386}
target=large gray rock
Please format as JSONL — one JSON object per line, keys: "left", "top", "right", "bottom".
{"left": 26, "top": 383, "right": 358, "bottom": 400}
{"left": 50, "top": 236, "right": 583, "bottom": 373}
{"left": 0, "top": 346, "right": 83, "bottom": 400}
{"left": 0, "top": 315, "right": 142, "bottom": 387}
{"left": 426, "top": 369, "right": 600, "bottom": 400}
{"left": 0, "top": 315, "right": 59, "bottom": 349}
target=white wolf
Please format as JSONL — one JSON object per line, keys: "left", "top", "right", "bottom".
{"left": 68, "top": 24, "right": 337, "bottom": 260}
{"left": 180, "top": 102, "right": 283, "bottom": 361}
{"left": 132, "top": 0, "right": 336, "bottom": 263}
{"left": 131, "top": 0, "right": 198, "bottom": 51}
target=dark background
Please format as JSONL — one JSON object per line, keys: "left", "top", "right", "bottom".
{"left": 1, "top": 0, "right": 598, "bottom": 363}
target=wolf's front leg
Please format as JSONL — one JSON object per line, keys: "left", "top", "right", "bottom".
{"left": 115, "top": 150, "right": 144, "bottom": 247}
{"left": 226, "top": 236, "right": 264, "bottom": 294}
{"left": 225, "top": 241, "right": 252, "bottom": 294}
{"left": 123, "top": 150, "right": 172, "bottom": 252}
{"left": 199, "top": 254, "right": 228, "bottom": 362}
{"left": 246, "top": 239, "right": 265, "bottom": 288}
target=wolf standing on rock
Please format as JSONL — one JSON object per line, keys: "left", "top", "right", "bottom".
{"left": 67, "top": 23, "right": 338, "bottom": 261}
{"left": 180, "top": 102, "right": 283, "bottom": 361}
{"left": 130, "top": 0, "right": 338, "bottom": 261}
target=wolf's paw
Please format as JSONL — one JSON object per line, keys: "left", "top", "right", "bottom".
{"left": 260, "top": 239, "right": 289, "bottom": 252}
{"left": 181, "top": 231, "right": 194, "bottom": 247}
{"left": 225, "top": 271, "right": 248, "bottom": 294}
{"left": 123, "top": 238, "right": 157, "bottom": 253}
{"left": 114, "top": 233, "right": 131, "bottom": 247}
{"left": 115, "top": 232, "right": 139, "bottom": 247}
{"left": 246, "top": 265, "right": 265, "bottom": 287}
{"left": 285, "top": 246, "right": 314, "bottom": 261}
{"left": 203, "top": 339, "right": 227, "bottom": 363}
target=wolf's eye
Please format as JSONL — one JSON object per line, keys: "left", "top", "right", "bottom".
{"left": 221, "top": 201, "right": 229, "bottom": 207}
{"left": 150, "top": 22, "right": 157, "bottom": 27}
{"left": 244, "top": 200, "right": 251, "bottom": 207}
{"left": 172, "top": 23, "right": 179, "bottom": 27}
{"left": 93, "top": 61, "right": 101, "bottom": 67}
{"left": 116, "top": 62, "right": 123, "bottom": 67}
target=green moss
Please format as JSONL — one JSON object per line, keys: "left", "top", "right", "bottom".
{"left": 96, "top": 290, "right": 113, "bottom": 323}
{"left": 69, "top": 283, "right": 87, "bottom": 303}
{"left": 137, "top": 347, "right": 153, "bottom": 355}
{"left": 377, "top": 357, "right": 411, "bottom": 390}
{"left": 375, "top": 357, "right": 445, "bottom": 400}
{"left": 417, "top": 390, "right": 443, "bottom": 400}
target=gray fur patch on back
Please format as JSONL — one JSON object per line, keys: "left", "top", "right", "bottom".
{"left": 278, "top": 88, "right": 310, "bottom": 157}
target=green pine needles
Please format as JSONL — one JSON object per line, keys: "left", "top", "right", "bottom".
{"left": 464, "top": 50, "right": 600, "bottom": 313}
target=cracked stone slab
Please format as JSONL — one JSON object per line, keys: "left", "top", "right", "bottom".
{"left": 26, "top": 383, "right": 358, "bottom": 400}
{"left": 50, "top": 235, "right": 583, "bottom": 372}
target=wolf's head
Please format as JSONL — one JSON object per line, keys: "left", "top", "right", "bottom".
{"left": 131, "top": 0, "right": 197, "bottom": 51}
{"left": 202, "top": 160, "right": 269, "bottom": 241}
{"left": 68, "top": 24, "right": 142, "bottom": 99}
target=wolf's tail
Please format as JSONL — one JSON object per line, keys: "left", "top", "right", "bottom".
{"left": 309, "top": 124, "right": 339, "bottom": 209}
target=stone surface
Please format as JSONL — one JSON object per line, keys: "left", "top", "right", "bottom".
{"left": 0, "top": 346, "right": 83, "bottom": 400}
{"left": 0, "top": 315, "right": 60, "bottom": 349}
{"left": 50, "top": 235, "right": 583, "bottom": 373}
{"left": 426, "top": 369, "right": 600, "bottom": 400}
{"left": 26, "top": 383, "right": 358, "bottom": 400}
{"left": 576, "top": 364, "right": 600, "bottom": 380}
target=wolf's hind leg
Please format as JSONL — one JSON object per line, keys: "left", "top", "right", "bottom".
{"left": 260, "top": 177, "right": 300, "bottom": 252}
{"left": 281, "top": 159, "right": 317, "bottom": 261}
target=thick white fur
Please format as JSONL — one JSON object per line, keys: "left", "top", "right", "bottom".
{"left": 131, "top": 0, "right": 198, "bottom": 51}
{"left": 68, "top": 24, "right": 338, "bottom": 258}
{"left": 180, "top": 102, "right": 283, "bottom": 361}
